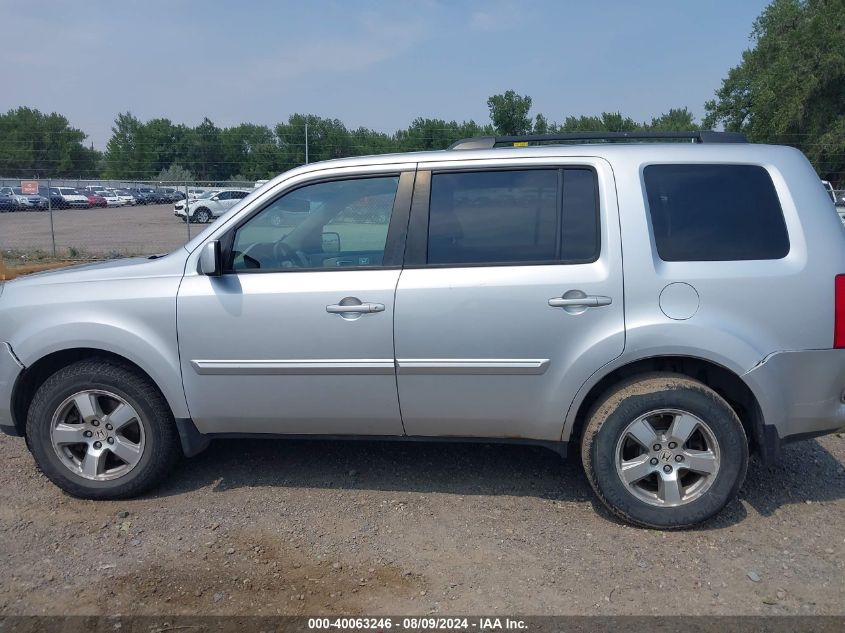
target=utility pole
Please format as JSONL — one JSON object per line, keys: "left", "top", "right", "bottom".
{"left": 305, "top": 122, "right": 309, "bottom": 165}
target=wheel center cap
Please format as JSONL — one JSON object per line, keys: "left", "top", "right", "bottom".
{"left": 93, "top": 429, "right": 107, "bottom": 440}
{"left": 660, "top": 450, "right": 673, "bottom": 462}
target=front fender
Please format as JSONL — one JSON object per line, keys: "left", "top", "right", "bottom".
{"left": 4, "top": 274, "right": 189, "bottom": 419}
{"left": 13, "top": 320, "right": 189, "bottom": 419}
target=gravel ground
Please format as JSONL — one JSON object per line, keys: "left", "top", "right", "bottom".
{"left": 0, "top": 431, "right": 843, "bottom": 616}
{"left": 0, "top": 205, "right": 197, "bottom": 257}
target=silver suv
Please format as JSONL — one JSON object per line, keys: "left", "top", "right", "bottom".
{"left": 2, "top": 131, "right": 844, "bottom": 528}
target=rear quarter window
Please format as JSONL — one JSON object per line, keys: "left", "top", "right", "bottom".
{"left": 643, "top": 164, "right": 790, "bottom": 261}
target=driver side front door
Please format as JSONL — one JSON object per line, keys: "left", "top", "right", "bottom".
{"left": 176, "top": 169, "right": 414, "bottom": 436}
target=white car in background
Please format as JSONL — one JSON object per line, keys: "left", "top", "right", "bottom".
{"left": 52, "top": 187, "right": 90, "bottom": 209}
{"left": 113, "top": 189, "right": 137, "bottom": 206}
{"left": 174, "top": 189, "right": 250, "bottom": 223}
{"left": 96, "top": 190, "right": 123, "bottom": 207}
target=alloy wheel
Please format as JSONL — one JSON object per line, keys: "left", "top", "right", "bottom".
{"left": 49, "top": 389, "right": 145, "bottom": 481}
{"left": 614, "top": 408, "right": 720, "bottom": 507}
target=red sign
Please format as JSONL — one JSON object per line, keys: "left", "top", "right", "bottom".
{"left": 21, "top": 180, "right": 38, "bottom": 195}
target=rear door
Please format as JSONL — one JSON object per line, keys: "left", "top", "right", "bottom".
{"left": 394, "top": 157, "right": 624, "bottom": 441}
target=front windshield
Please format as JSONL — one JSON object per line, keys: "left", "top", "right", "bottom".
{"left": 197, "top": 190, "right": 219, "bottom": 199}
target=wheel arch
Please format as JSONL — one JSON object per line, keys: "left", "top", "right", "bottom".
{"left": 11, "top": 347, "right": 184, "bottom": 437}
{"left": 565, "top": 355, "right": 768, "bottom": 460}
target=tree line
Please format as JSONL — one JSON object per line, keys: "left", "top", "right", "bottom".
{"left": 0, "top": 0, "right": 842, "bottom": 184}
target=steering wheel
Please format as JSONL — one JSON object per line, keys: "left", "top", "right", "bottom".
{"left": 272, "top": 241, "right": 309, "bottom": 268}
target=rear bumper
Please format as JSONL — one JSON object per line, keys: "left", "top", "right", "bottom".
{"left": 0, "top": 342, "right": 24, "bottom": 436}
{"left": 744, "top": 349, "right": 845, "bottom": 447}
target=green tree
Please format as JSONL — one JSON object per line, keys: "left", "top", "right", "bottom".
{"left": 185, "top": 117, "right": 224, "bottom": 180}
{"left": 487, "top": 90, "right": 533, "bottom": 135}
{"left": 220, "top": 123, "right": 279, "bottom": 180}
{"left": 648, "top": 107, "right": 700, "bottom": 131}
{"left": 704, "top": 0, "right": 845, "bottom": 180}
{"left": 104, "top": 112, "right": 145, "bottom": 178}
{"left": 156, "top": 163, "right": 193, "bottom": 183}
{"left": 0, "top": 107, "right": 98, "bottom": 177}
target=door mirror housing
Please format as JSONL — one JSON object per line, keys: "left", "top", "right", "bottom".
{"left": 211, "top": 195, "right": 220, "bottom": 201}
{"left": 198, "top": 241, "right": 222, "bottom": 276}
{"left": 322, "top": 232, "right": 341, "bottom": 254}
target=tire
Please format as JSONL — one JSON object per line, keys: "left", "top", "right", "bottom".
{"left": 193, "top": 208, "right": 211, "bottom": 224}
{"left": 26, "top": 359, "right": 181, "bottom": 499}
{"left": 581, "top": 373, "right": 747, "bottom": 529}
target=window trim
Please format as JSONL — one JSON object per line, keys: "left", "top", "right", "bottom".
{"left": 405, "top": 165, "right": 601, "bottom": 269}
{"left": 219, "top": 171, "right": 414, "bottom": 275}
{"left": 642, "top": 162, "right": 791, "bottom": 263}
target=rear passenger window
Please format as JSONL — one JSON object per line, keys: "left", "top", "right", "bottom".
{"left": 644, "top": 164, "right": 789, "bottom": 261}
{"left": 427, "top": 169, "right": 599, "bottom": 265}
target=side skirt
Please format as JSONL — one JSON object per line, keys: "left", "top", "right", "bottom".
{"left": 173, "top": 418, "right": 567, "bottom": 459}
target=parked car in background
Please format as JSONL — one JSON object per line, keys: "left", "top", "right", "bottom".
{"left": 0, "top": 187, "right": 31, "bottom": 211}
{"left": 151, "top": 188, "right": 183, "bottom": 203}
{"left": 165, "top": 188, "right": 186, "bottom": 201}
{"left": 52, "top": 187, "right": 90, "bottom": 209}
{"left": 81, "top": 191, "right": 108, "bottom": 208}
{"left": 187, "top": 188, "right": 208, "bottom": 199}
{"left": 0, "top": 190, "right": 15, "bottom": 212}
{"left": 96, "top": 190, "right": 123, "bottom": 207}
{"left": 173, "top": 190, "right": 220, "bottom": 222}
{"left": 174, "top": 189, "right": 249, "bottom": 223}
{"left": 126, "top": 188, "right": 156, "bottom": 205}
{"left": 38, "top": 187, "right": 64, "bottom": 209}
{"left": 113, "top": 189, "right": 137, "bottom": 206}
{"left": 10, "top": 187, "right": 47, "bottom": 210}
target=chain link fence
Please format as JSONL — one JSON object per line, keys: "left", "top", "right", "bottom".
{"left": 0, "top": 179, "right": 257, "bottom": 265}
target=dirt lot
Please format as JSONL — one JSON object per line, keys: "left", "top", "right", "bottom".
{"left": 0, "top": 431, "right": 843, "bottom": 616}
{"left": 0, "top": 205, "right": 196, "bottom": 257}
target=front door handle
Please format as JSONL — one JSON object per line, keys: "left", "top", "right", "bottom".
{"left": 549, "top": 295, "right": 612, "bottom": 308}
{"left": 326, "top": 302, "right": 385, "bottom": 314}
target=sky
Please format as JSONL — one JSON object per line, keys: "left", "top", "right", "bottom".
{"left": 2, "top": 0, "right": 769, "bottom": 149}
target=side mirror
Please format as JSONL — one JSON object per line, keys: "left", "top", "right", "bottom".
{"left": 198, "top": 241, "right": 222, "bottom": 276}
{"left": 322, "top": 231, "right": 341, "bottom": 254}
{"left": 211, "top": 196, "right": 220, "bottom": 201}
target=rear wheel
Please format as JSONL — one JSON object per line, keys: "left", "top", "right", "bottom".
{"left": 26, "top": 359, "right": 181, "bottom": 499}
{"left": 581, "top": 373, "right": 747, "bottom": 529}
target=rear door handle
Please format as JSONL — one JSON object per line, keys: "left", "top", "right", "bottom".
{"left": 548, "top": 295, "right": 612, "bottom": 308}
{"left": 326, "top": 302, "right": 385, "bottom": 314}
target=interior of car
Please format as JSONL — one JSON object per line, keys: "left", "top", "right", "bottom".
{"left": 230, "top": 176, "right": 398, "bottom": 272}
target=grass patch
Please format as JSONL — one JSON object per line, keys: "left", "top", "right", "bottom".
{"left": 1, "top": 259, "right": 79, "bottom": 280}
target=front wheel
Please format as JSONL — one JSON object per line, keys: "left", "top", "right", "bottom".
{"left": 193, "top": 208, "right": 211, "bottom": 223}
{"left": 581, "top": 373, "right": 748, "bottom": 529}
{"left": 26, "top": 359, "right": 182, "bottom": 499}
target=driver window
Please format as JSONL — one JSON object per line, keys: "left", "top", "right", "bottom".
{"left": 230, "top": 175, "right": 399, "bottom": 272}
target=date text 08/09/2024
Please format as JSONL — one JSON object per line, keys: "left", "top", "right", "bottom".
{"left": 307, "top": 617, "right": 528, "bottom": 630}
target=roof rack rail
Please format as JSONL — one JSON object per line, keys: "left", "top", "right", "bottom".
{"left": 447, "top": 131, "right": 748, "bottom": 150}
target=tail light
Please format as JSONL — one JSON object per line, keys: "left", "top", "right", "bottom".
{"left": 835, "top": 275, "right": 845, "bottom": 348}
